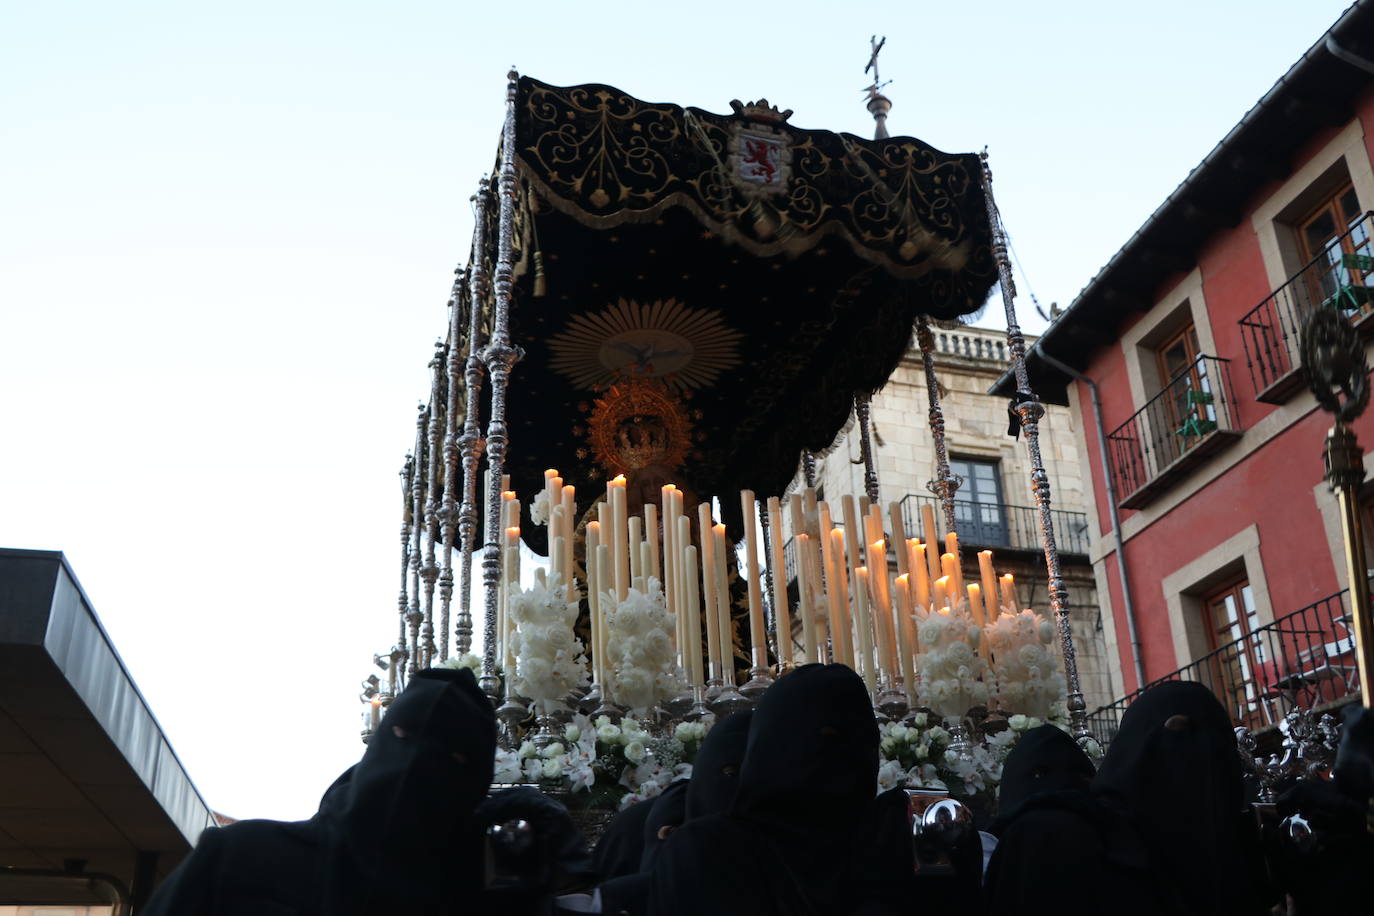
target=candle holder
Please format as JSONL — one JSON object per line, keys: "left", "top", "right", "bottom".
{"left": 531, "top": 702, "right": 561, "bottom": 749}
{"left": 941, "top": 714, "right": 977, "bottom": 773}
{"left": 710, "top": 682, "right": 752, "bottom": 717}
{"left": 683, "top": 684, "right": 714, "bottom": 723}
{"left": 739, "top": 665, "right": 774, "bottom": 700}
{"left": 876, "top": 679, "right": 909, "bottom": 722}
{"left": 496, "top": 693, "right": 528, "bottom": 749}
{"left": 704, "top": 676, "right": 724, "bottom": 704}
{"left": 661, "top": 689, "right": 694, "bottom": 721}
{"left": 579, "top": 682, "right": 604, "bottom": 715}
{"left": 592, "top": 694, "right": 625, "bottom": 724}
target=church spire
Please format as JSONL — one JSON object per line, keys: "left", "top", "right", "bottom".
{"left": 863, "top": 35, "right": 892, "bottom": 140}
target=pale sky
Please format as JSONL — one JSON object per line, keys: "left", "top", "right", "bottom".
{"left": 2, "top": 0, "right": 1356, "bottom": 821}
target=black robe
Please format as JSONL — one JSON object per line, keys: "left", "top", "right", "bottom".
{"left": 142, "top": 668, "right": 496, "bottom": 916}
{"left": 1091, "top": 680, "right": 1274, "bottom": 916}
{"left": 982, "top": 725, "right": 1129, "bottom": 916}
{"left": 596, "top": 709, "right": 751, "bottom": 916}
{"left": 648, "top": 664, "right": 879, "bottom": 916}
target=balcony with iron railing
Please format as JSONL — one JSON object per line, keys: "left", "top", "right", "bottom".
{"left": 1105, "top": 355, "right": 1242, "bottom": 510}
{"left": 1239, "top": 210, "right": 1374, "bottom": 403}
{"left": 781, "top": 495, "right": 1090, "bottom": 586}
{"left": 1086, "top": 590, "right": 1360, "bottom": 747}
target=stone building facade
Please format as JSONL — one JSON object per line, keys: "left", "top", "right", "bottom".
{"left": 782, "top": 324, "right": 1118, "bottom": 711}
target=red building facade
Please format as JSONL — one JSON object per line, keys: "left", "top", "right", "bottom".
{"left": 998, "top": 2, "right": 1374, "bottom": 738}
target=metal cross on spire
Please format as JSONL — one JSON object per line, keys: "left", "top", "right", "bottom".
{"left": 863, "top": 35, "right": 893, "bottom": 140}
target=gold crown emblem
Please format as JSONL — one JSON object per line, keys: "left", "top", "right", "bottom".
{"left": 729, "top": 98, "right": 793, "bottom": 123}
{"left": 584, "top": 374, "right": 694, "bottom": 477}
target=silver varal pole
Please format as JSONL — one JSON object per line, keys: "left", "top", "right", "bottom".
{"left": 916, "top": 317, "right": 962, "bottom": 533}
{"left": 457, "top": 182, "right": 493, "bottom": 658}
{"left": 479, "top": 69, "right": 526, "bottom": 700}
{"left": 437, "top": 267, "right": 468, "bottom": 663}
{"left": 980, "top": 152, "right": 1088, "bottom": 741}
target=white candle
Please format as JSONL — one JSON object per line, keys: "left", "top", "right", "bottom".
{"left": 795, "top": 533, "right": 817, "bottom": 663}
{"left": 610, "top": 476, "right": 628, "bottom": 601}
{"left": 550, "top": 505, "right": 566, "bottom": 584}
{"left": 825, "top": 528, "right": 853, "bottom": 667}
{"left": 941, "top": 552, "right": 963, "bottom": 605}
{"left": 644, "top": 503, "right": 660, "bottom": 582}
{"left": 596, "top": 544, "right": 612, "bottom": 691}
{"left": 628, "top": 515, "right": 643, "bottom": 583}
{"left": 854, "top": 566, "right": 876, "bottom": 690}
{"left": 587, "top": 521, "right": 601, "bottom": 681}
{"left": 921, "top": 504, "right": 942, "bottom": 585}
{"left": 1001, "top": 574, "right": 1017, "bottom": 612}
{"left": 712, "top": 523, "right": 734, "bottom": 683}
{"left": 979, "top": 551, "right": 999, "bottom": 615}
{"left": 685, "top": 545, "right": 703, "bottom": 685}
{"left": 934, "top": 575, "right": 950, "bottom": 611}
{"left": 767, "top": 497, "right": 793, "bottom": 668}
{"left": 698, "top": 505, "right": 721, "bottom": 681}
{"left": 908, "top": 539, "right": 930, "bottom": 608}
{"left": 894, "top": 575, "right": 918, "bottom": 703}
{"left": 867, "top": 539, "right": 897, "bottom": 679}
{"left": 740, "top": 490, "right": 767, "bottom": 669}
{"left": 370, "top": 698, "right": 381, "bottom": 732}
{"left": 888, "top": 503, "right": 908, "bottom": 577}
{"left": 562, "top": 485, "right": 577, "bottom": 600}
{"left": 968, "top": 583, "right": 992, "bottom": 663}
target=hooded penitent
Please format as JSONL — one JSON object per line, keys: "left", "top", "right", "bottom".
{"left": 649, "top": 664, "right": 878, "bottom": 916}
{"left": 991, "top": 724, "right": 1095, "bottom": 835}
{"left": 142, "top": 668, "right": 496, "bottom": 916}
{"left": 682, "top": 710, "right": 751, "bottom": 822}
{"left": 1091, "top": 680, "right": 1273, "bottom": 916}
{"left": 980, "top": 725, "right": 1115, "bottom": 916}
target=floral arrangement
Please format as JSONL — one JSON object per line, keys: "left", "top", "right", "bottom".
{"left": 915, "top": 604, "right": 990, "bottom": 718}
{"left": 439, "top": 652, "right": 483, "bottom": 677}
{"left": 984, "top": 609, "right": 1066, "bottom": 720}
{"left": 877, "top": 714, "right": 1036, "bottom": 801}
{"left": 506, "top": 576, "right": 589, "bottom": 710}
{"left": 493, "top": 713, "right": 711, "bottom": 809}
{"left": 602, "top": 578, "right": 687, "bottom": 715}
{"left": 530, "top": 490, "right": 550, "bottom": 526}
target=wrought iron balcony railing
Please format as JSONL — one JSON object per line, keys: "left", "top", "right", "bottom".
{"left": 1239, "top": 210, "right": 1374, "bottom": 402}
{"left": 1085, "top": 590, "right": 1359, "bottom": 747}
{"left": 1105, "top": 355, "right": 1241, "bottom": 509}
{"left": 781, "top": 494, "right": 1091, "bottom": 585}
{"left": 898, "top": 493, "right": 1090, "bottom": 557}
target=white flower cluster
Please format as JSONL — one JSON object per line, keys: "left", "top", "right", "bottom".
{"left": 985, "top": 610, "right": 1065, "bottom": 720}
{"left": 492, "top": 713, "right": 697, "bottom": 806}
{"left": 439, "top": 652, "right": 483, "bottom": 676}
{"left": 602, "top": 579, "right": 687, "bottom": 715}
{"left": 507, "top": 576, "right": 590, "bottom": 709}
{"left": 915, "top": 606, "right": 989, "bottom": 718}
{"left": 530, "top": 490, "right": 551, "bottom": 526}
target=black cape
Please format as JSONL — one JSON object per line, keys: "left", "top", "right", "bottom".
{"left": 142, "top": 668, "right": 497, "bottom": 916}
{"left": 982, "top": 725, "right": 1126, "bottom": 916}
{"left": 1091, "top": 680, "right": 1274, "bottom": 916}
{"left": 648, "top": 664, "right": 879, "bottom": 916}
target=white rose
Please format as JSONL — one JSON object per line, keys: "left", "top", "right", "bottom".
{"left": 624, "top": 740, "right": 646, "bottom": 765}
{"left": 1026, "top": 717, "right": 1044, "bottom": 729}
{"left": 597, "top": 723, "right": 622, "bottom": 742}
{"left": 541, "top": 757, "right": 563, "bottom": 780}
{"left": 926, "top": 726, "right": 950, "bottom": 743}
{"left": 564, "top": 724, "right": 581, "bottom": 743}
{"left": 518, "top": 741, "right": 538, "bottom": 759}
{"left": 1008, "top": 714, "right": 1029, "bottom": 731}
{"left": 914, "top": 712, "right": 928, "bottom": 727}
{"left": 541, "top": 742, "right": 565, "bottom": 759}
{"left": 916, "top": 743, "right": 929, "bottom": 760}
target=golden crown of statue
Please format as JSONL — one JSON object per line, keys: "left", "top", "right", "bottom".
{"left": 582, "top": 373, "right": 694, "bottom": 477}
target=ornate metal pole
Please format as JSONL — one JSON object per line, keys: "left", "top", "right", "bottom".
{"left": 980, "top": 152, "right": 1088, "bottom": 740}
{"left": 438, "top": 267, "right": 468, "bottom": 663}
{"left": 398, "top": 455, "right": 414, "bottom": 675}
{"left": 408, "top": 404, "right": 428, "bottom": 679}
{"left": 1301, "top": 308, "right": 1374, "bottom": 705}
{"left": 854, "top": 394, "right": 881, "bottom": 504}
{"left": 457, "top": 182, "right": 493, "bottom": 657}
{"left": 420, "top": 342, "right": 445, "bottom": 668}
{"left": 916, "top": 317, "right": 962, "bottom": 533}
{"left": 802, "top": 452, "right": 818, "bottom": 488}
{"left": 478, "top": 69, "right": 527, "bottom": 700}
{"left": 759, "top": 505, "right": 779, "bottom": 660}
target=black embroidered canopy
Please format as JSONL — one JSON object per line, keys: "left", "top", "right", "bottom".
{"left": 484, "top": 76, "right": 997, "bottom": 545}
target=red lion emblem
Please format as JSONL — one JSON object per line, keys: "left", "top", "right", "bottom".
{"left": 742, "top": 139, "right": 779, "bottom": 185}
